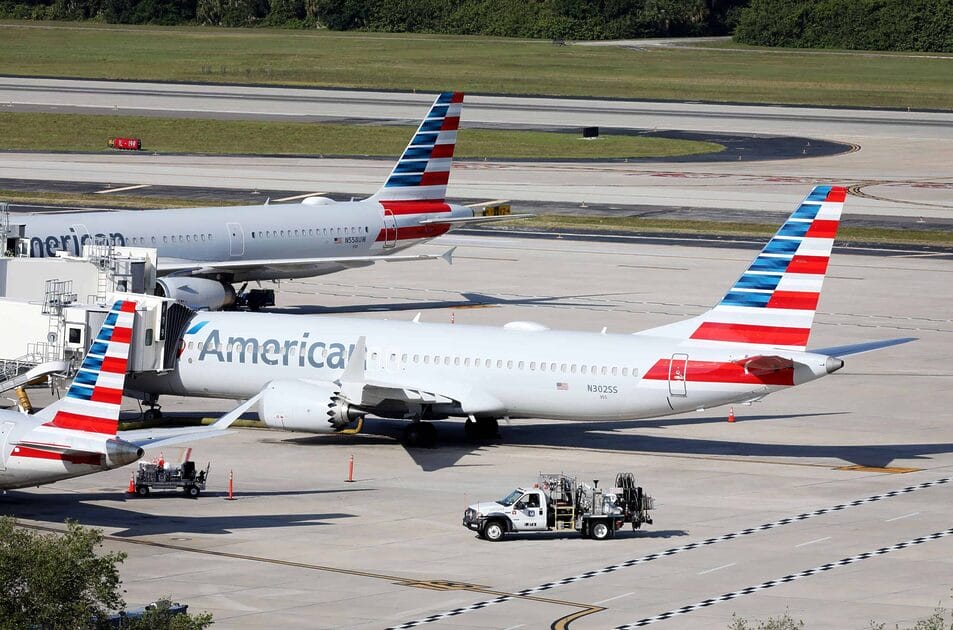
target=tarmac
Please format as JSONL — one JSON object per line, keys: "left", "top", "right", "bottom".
{"left": 3, "top": 231, "right": 951, "bottom": 629}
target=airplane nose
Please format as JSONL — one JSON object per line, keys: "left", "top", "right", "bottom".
{"left": 825, "top": 356, "right": 845, "bottom": 374}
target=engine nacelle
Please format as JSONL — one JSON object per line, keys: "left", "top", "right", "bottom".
{"left": 259, "top": 380, "right": 363, "bottom": 433}
{"left": 155, "top": 277, "right": 236, "bottom": 311}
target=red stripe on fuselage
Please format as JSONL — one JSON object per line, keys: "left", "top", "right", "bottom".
{"left": 46, "top": 411, "right": 116, "bottom": 435}
{"left": 766, "top": 291, "right": 820, "bottom": 310}
{"left": 805, "top": 219, "right": 839, "bottom": 239}
{"left": 380, "top": 201, "right": 451, "bottom": 215}
{"left": 691, "top": 322, "right": 810, "bottom": 347}
{"left": 375, "top": 224, "right": 451, "bottom": 242}
{"left": 643, "top": 358, "right": 794, "bottom": 386}
{"left": 786, "top": 255, "right": 829, "bottom": 275}
{"left": 12, "top": 446, "right": 103, "bottom": 466}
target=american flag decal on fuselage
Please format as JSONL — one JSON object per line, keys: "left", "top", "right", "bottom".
{"left": 43, "top": 299, "right": 136, "bottom": 435}
{"left": 690, "top": 185, "right": 846, "bottom": 350}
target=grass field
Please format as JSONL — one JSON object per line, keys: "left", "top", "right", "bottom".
{"left": 0, "top": 112, "right": 722, "bottom": 158}
{"left": 2, "top": 22, "right": 953, "bottom": 109}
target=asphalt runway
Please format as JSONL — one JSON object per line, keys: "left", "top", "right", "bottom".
{"left": 3, "top": 233, "right": 952, "bottom": 629}
{"left": 1, "top": 78, "right": 952, "bottom": 219}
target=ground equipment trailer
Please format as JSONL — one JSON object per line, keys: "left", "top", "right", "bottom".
{"left": 464, "top": 472, "right": 653, "bottom": 541}
{"left": 130, "top": 460, "right": 209, "bottom": 498}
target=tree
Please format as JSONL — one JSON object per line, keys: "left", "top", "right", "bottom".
{"left": 0, "top": 516, "right": 125, "bottom": 630}
{"left": 0, "top": 517, "right": 213, "bottom": 630}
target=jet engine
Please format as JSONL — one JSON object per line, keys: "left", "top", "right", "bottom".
{"left": 155, "top": 277, "right": 236, "bottom": 311}
{"left": 259, "top": 380, "right": 363, "bottom": 433}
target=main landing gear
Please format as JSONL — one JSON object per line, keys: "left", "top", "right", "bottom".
{"left": 464, "top": 417, "right": 499, "bottom": 441}
{"left": 142, "top": 398, "right": 163, "bottom": 421}
{"left": 403, "top": 421, "right": 437, "bottom": 448}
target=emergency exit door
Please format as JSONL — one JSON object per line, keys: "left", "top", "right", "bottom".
{"left": 227, "top": 222, "right": 245, "bottom": 257}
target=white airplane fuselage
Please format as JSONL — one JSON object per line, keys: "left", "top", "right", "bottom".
{"left": 18, "top": 199, "right": 470, "bottom": 281}
{"left": 129, "top": 311, "right": 836, "bottom": 422}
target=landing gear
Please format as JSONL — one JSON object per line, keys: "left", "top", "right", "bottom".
{"left": 403, "top": 421, "right": 437, "bottom": 448}
{"left": 142, "top": 407, "right": 162, "bottom": 421}
{"left": 465, "top": 417, "right": 500, "bottom": 441}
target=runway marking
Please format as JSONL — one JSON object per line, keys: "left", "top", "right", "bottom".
{"left": 596, "top": 592, "right": 635, "bottom": 604}
{"left": 614, "top": 527, "right": 953, "bottom": 628}
{"left": 392, "top": 476, "right": 952, "bottom": 628}
{"left": 273, "top": 192, "right": 325, "bottom": 202}
{"left": 794, "top": 536, "right": 830, "bottom": 548}
{"left": 697, "top": 562, "right": 735, "bottom": 575}
{"left": 885, "top": 512, "right": 920, "bottom": 522}
{"left": 94, "top": 184, "right": 151, "bottom": 194}
{"left": 837, "top": 465, "right": 920, "bottom": 474}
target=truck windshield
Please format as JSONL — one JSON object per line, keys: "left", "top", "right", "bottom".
{"left": 498, "top": 490, "right": 523, "bottom": 506}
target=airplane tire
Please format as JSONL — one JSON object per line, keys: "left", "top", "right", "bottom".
{"left": 476, "top": 417, "right": 499, "bottom": 439}
{"left": 143, "top": 408, "right": 162, "bottom": 421}
{"left": 403, "top": 422, "right": 437, "bottom": 448}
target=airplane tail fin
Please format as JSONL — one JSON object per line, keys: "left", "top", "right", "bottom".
{"left": 643, "top": 185, "right": 847, "bottom": 350}
{"left": 36, "top": 299, "right": 136, "bottom": 435}
{"left": 367, "top": 91, "right": 463, "bottom": 205}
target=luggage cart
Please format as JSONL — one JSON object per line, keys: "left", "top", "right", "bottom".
{"left": 131, "top": 460, "right": 209, "bottom": 498}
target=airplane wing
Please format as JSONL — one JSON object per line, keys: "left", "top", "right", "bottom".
{"left": 120, "top": 393, "right": 263, "bottom": 450}
{"left": 418, "top": 214, "right": 534, "bottom": 226}
{"left": 809, "top": 337, "right": 917, "bottom": 357}
{"left": 157, "top": 248, "right": 456, "bottom": 275}
{"left": 335, "top": 336, "right": 504, "bottom": 415}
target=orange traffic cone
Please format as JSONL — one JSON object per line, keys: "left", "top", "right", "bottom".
{"left": 127, "top": 472, "right": 136, "bottom": 493}
{"left": 728, "top": 407, "right": 736, "bottom": 423}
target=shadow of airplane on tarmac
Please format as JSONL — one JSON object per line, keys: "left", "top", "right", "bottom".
{"left": 264, "top": 412, "right": 953, "bottom": 472}
{"left": 269, "top": 291, "right": 635, "bottom": 315}
{"left": 0, "top": 490, "right": 359, "bottom": 536}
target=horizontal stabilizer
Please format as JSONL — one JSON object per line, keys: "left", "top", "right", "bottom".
{"left": 418, "top": 213, "right": 534, "bottom": 226}
{"left": 809, "top": 337, "right": 917, "bottom": 357}
{"left": 121, "top": 392, "right": 263, "bottom": 450}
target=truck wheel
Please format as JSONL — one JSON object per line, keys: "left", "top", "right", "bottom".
{"left": 136, "top": 485, "right": 149, "bottom": 497}
{"left": 483, "top": 520, "right": 505, "bottom": 542}
{"left": 187, "top": 486, "right": 200, "bottom": 498}
{"left": 591, "top": 521, "right": 610, "bottom": 540}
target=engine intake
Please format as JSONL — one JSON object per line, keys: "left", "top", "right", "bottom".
{"left": 156, "top": 277, "right": 236, "bottom": 311}
{"left": 259, "top": 380, "right": 363, "bottom": 433}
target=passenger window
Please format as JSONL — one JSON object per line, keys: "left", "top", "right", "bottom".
{"left": 611, "top": 367, "right": 618, "bottom": 376}
{"left": 497, "top": 360, "right": 503, "bottom": 368}
{"left": 622, "top": 368, "right": 629, "bottom": 376}
{"left": 539, "top": 362, "right": 546, "bottom": 372}
{"left": 518, "top": 361, "right": 525, "bottom": 370}
{"left": 464, "top": 358, "right": 471, "bottom": 367}
{"left": 529, "top": 362, "right": 536, "bottom": 371}
{"left": 571, "top": 364, "right": 577, "bottom": 373}
{"left": 507, "top": 360, "right": 513, "bottom": 369}
{"left": 423, "top": 355, "right": 429, "bottom": 364}
{"left": 401, "top": 353, "right": 408, "bottom": 363}
{"left": 581, "top": 365, "right": 587, "bottom": 374}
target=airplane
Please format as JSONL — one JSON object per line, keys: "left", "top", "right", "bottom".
{"left": 0, "top": 299, "right": 260, "bottom": 490}
{"left": 126, "top": 185, "right": 914, "bottom": 446}
{"left": 8, "top": 92, "right": 522, "bottom": 310}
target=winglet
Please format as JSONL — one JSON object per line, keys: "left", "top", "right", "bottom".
{"left": 340, "top": 336, "right": 367, "bottom": 384}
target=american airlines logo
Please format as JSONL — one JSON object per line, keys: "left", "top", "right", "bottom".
{"left": 197, "top": 329, "right": 355, "bottom": 369}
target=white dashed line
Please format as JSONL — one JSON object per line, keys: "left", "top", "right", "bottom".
{"left": 794, "top": 536, "right": 831, "bottom": 548}
{"left": 94, "top": 184, "right": 151, "bottom": 194}
{"left": 885, "top": 512, "right": 920, "bottom": 522}
{"left": 697, "top": 563, "right": 736, "bottom": 575}
{"left": 596, "top": 592, "right": 635, "bottom": 605}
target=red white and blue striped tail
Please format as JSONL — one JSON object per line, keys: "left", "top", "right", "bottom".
{"left": 691, "top": 185, "right": 846, "bottom": 349}
{"left": 368, "top": 91, "right": 463, "bottom": 205}
{"left": 38, "top": 300, "right": 136, "bottom": 435}
{"left": 642, "top": 185, "right": 846, "bottom": 350}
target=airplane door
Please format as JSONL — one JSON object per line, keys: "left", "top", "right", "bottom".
{"left": 383, "top": 209, "right": 397, "bottom": 249}
{"left": 0, "top": 421, "right": 14, "bottom": 471}
{"left": 668, "top": 353, "right": 688, "bottom": 397}
{"left": 227, "top": 222, "right": 245, "bottom": 257}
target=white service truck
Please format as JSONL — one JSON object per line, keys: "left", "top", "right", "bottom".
{"left": 463, "top": 472, "right": 654, "bottom": 541}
